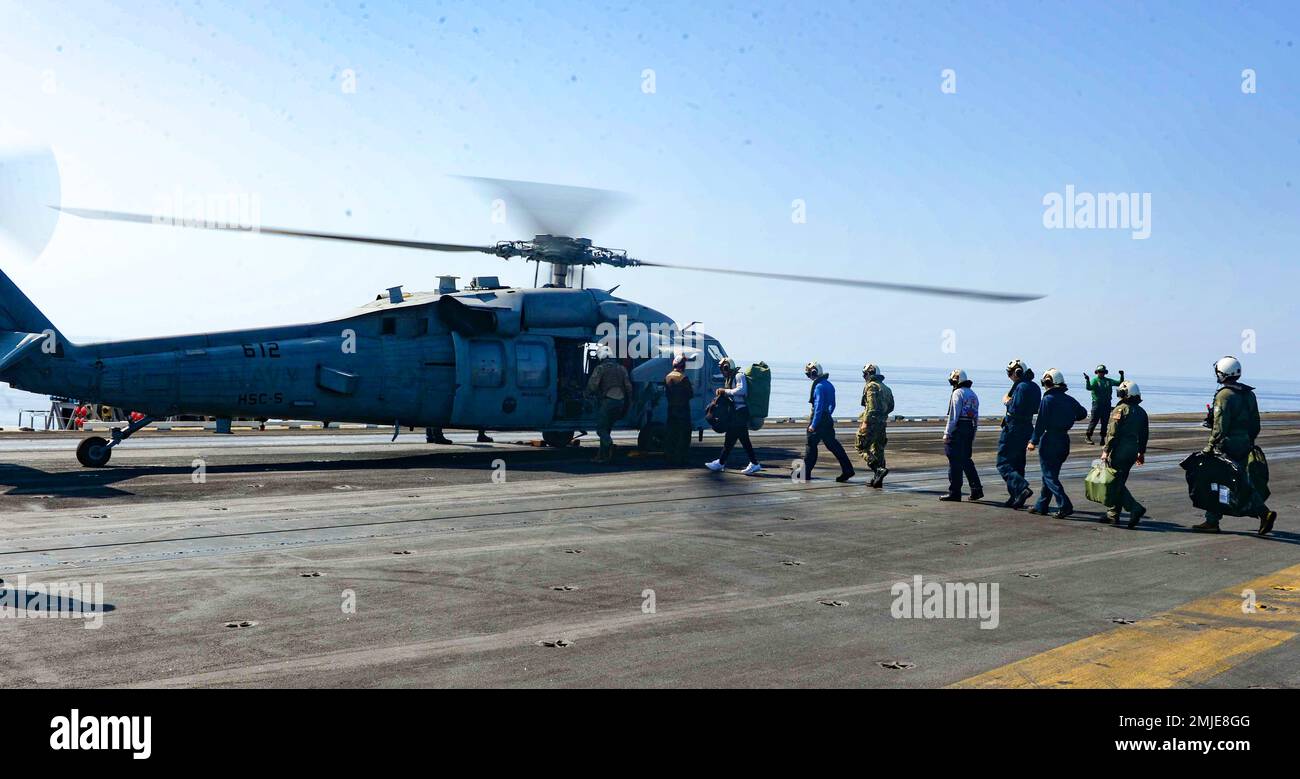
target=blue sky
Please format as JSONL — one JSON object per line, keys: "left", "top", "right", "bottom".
{"left": 1, "top": 0, "right": 1297, "bottom": 381}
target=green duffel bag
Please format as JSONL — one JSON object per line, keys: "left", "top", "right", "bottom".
{"left": 1084, "top": 460, "right": 1120, "bottom": 505}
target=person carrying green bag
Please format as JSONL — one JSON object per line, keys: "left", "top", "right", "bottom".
{"left": 1100, "top": 380, "right": 1149, "bottom": 528}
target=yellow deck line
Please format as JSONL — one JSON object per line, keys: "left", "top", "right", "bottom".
{"left": 951, "top": 563, "right": 1300, "bottom": 688}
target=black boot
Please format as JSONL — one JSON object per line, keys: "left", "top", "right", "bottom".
{"left": 1258, "top": 510, "right": 1277, "bottom": 536}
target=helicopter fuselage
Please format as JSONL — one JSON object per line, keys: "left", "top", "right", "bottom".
{"left": 1, "top": 284, "right": 729, "bottom": 438}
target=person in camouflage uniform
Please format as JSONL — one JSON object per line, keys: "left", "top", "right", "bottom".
{"left": 1192, "top": 356, "right": 1277, "bottom": 535}
{"left": 855, "top": 363, "right": 894, "bottom": 488}
{"left": 1101, "top": 380, "right": 1149, "bottom": 528}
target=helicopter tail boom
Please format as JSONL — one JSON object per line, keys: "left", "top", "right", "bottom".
{"left": 0, "top": 265, "right": 58, "bottom": 336}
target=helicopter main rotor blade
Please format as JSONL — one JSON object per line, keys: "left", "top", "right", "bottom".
{"left": 54, "top": 207, "right": 496, "bottom": 254}
{"left": 637, "top": 260, "right": 1044, "bottom": 303}
{"left": 0, "top": 148, "right": 62, "bottom": 259}
{"left": 453, "top": 176, "right": 631, "bottom": 238}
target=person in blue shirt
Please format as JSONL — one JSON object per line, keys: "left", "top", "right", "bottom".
{"left": 940, "top": 368, "right": 983, "bottom": 502}
{"left": 800, "top": 361, "right": 855, "bottom": 482}
{"left": 1027, "top": 368, "right": 1088, "bottom": 518}
{"left": 996, "top": 359, "right": 1040, "bottom": 508}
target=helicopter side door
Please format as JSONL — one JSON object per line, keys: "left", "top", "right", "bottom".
{"left": 450, "top": 333, "right": 556, "bottom": 430}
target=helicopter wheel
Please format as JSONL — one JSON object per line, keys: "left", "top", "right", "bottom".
{"left": 542, "top": 430, "right": 576, "bottom": 448}
{"left": 637, "top": 423, "right": 666, "bottom": 454}
{"left": 76, "top": 436, "right": 112, "bottom": 467}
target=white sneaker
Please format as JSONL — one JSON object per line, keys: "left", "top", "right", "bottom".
{"left": 705, "top": 459, "right": 725, "bottom": 472}
{"left": 741, "top": 462, "right": 762, "bottom": 475}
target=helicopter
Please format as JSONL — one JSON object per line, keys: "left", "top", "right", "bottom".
{"left": 0, "top": 175, "right": 1042, "bottom": 467}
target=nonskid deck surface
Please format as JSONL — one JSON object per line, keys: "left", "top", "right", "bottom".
{"left": 1, "top": 416, "right": 1297, "bottom": 688}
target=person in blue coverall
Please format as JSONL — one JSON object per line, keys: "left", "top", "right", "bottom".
{"left": 801, "top": 361, "right": 856, "bottom": 483}
{"left": 1027, "top": 368, "right": 1088, "bottom": 518}
{"left": 996, "top": 359, "right": 1040, "bottom": 509}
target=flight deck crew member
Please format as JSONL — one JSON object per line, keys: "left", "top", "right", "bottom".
{"left": 940, "top": 369, "right": 983, "bottom": 502}
{"left": 1027, "top": 368, "right": 1088, "bottom": 518}
{"left": 996, "top": 359, "right": 1039, "bottom": 508}
{"left": 586, "top": 344, "right": 633, "bottom": 463}
{"left": 663, "top": 355, "right": 695, "bottom": 466}
{"left": 1192, "top": 356, "right": 1278, "bottom": 535}
{"left": 855, "top": 363, "right": 894, "bottom": 488}
{"left": 1083, "top": 365, "right": 1124, "bottom": 445}
{"left": 801, "top": 361, "right": 855, "bottom": 482}
{"left": 1101, "top": 380, "right": 1149, "bottom": 528}
{"left": 705, "top": 357, "right": 761, "bottom": 474}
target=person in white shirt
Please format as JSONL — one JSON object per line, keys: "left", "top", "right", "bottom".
{"left": 705, "top": 357, "right": 761, "bottom": 475}
{"left": 940, "top": 368, "right": 984, "bottom": 502}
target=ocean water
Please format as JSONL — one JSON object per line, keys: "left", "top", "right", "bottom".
{"left": 3, "top": 363, "right": 1296, "bottom": 427}
{"left": 758, "top": 363, "right": 1300, "bottom": 420}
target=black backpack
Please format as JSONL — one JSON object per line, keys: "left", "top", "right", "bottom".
{"left": 1180, "top": 450, "right": 1254, "bottom": 517}
{"left": 706, "top": 394, "right": 734, "bottom": 434}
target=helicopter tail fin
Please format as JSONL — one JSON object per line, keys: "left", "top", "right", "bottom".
{"left": 0, "top": 265, "right": 57, "bottom": 335}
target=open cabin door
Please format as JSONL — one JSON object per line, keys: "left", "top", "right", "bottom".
{"left": 450, "top": 333, "right": 556, "bottom": 430}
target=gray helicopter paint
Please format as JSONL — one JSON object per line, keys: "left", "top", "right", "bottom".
{"left": 0, "top": 270, "right": 726, "bottom": 435}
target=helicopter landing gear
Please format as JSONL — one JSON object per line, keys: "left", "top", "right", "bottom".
{"left": 542, "top": 430, "right": 577, "bottom": 448}
{"left": 76, "top": 414, "right": 158, "bottom": 467}
{"left": 637, "top": 423, "right": 666, "bottom": 454}
{"left": 76, "top": 436, "right": 111, "bottom": 467}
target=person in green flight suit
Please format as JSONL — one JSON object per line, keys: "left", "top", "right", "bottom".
{"left": 1101, "top": 380, "right": 1149, "bottom": 528}
{"left": 586, "top": 344, "right": 632, "bottom": 463}
{"left": 1191, "top": 356, "right": 1277, "bottom": 536}
{"left": 1083, "top": 364, "right": 1124, "bottom": 445}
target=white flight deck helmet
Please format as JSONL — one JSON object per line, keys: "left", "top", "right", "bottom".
{"left": 1006, "top": 358, "right": 1028, "bottom": 378}
{"left": 1214, "top": 356, "right": 1242, "bottom": 384}
{"left": 1041, "top": 367, "right": 1065, "bottom": 388}
{"left": 863, "top": 363, "right": 879, "bottom": 379}
{"left": 718, "top": 356, "right": 736, "bottom": 373}
{"left": 595, "top": 344, "right": 614, "bottom": 360}
{"left": 805, "top": 360, "right": 825, "bottom": 379}
{"left": 948, "top": 368, "right": 968, "bottom": 386}
{"left": 1117, "top": 379, "right": 1140, "bottom": 400}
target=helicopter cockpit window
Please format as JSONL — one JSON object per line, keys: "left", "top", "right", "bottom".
{"left": 469, "top": 340, "right": 505, "bottom": 388}
{"left": 516, "top": 343, "right": 549, "bottom": 389}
